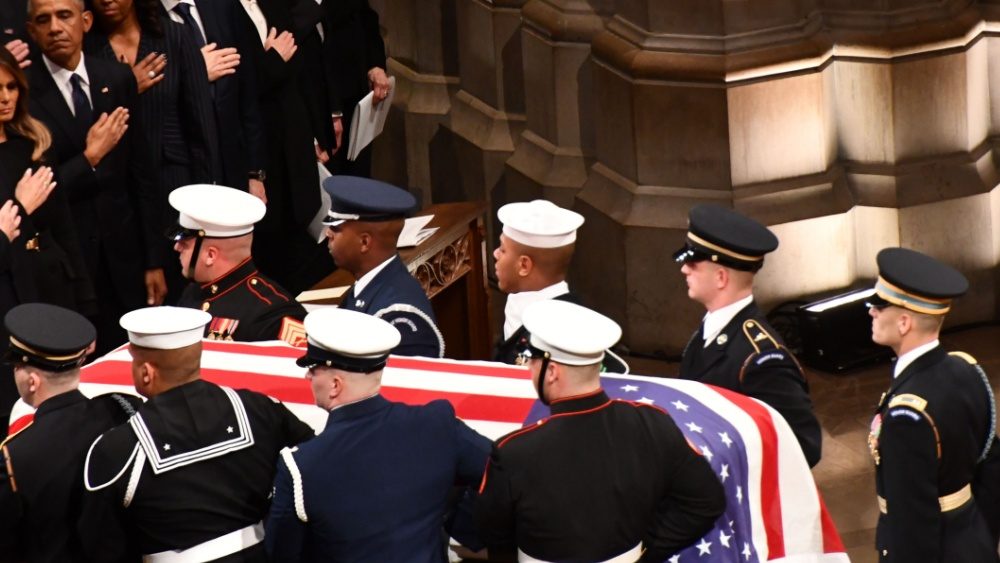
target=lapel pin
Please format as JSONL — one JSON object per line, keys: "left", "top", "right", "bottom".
{"left": 101, "top": 86, "right": 109, "bottom": 93}
{"left": 356, "top": 300, "right": 365, "bottom": 308}
{"left": 716, "top": 334, "right": 728, "bottom": 346}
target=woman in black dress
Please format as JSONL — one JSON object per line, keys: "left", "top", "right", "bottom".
{"left": 0, "top": 47, "right": 95, "bottom": 433}
{"left": 86, "top": 0, "right": 219, "bottom": 303}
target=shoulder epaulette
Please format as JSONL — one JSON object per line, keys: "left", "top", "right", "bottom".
{"left": 246, "top": 276, "right": 290, "bottom": 304}
{"left": 741, "top": 319, "right": 778, "bottom": 353}
{"left": 888, "top": 393, "right": 928, "bottom": 412}
{"left": 949, "top": 351, "right": 979, "bottom": 365}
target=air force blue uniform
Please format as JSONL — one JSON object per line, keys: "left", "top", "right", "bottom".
{"left": 266, "top": 395, "right": 491, "bottom": 562}
{"left": 339, "top": 255, "right": 443, "bottom": 358}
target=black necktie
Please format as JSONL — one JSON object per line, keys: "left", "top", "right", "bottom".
{"left": 174, "top": 3, "right": 207, "bottom": 48}
{"left": 69, "top": 73, "right": 92, "bottom": 131}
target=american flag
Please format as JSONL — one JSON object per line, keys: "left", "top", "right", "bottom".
{"left": 11, "top": 340, "right": 848, "bottom": 562}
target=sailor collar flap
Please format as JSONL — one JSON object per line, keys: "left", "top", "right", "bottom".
{"left": 129, "top": 385, "right": 256, "bottom": 474}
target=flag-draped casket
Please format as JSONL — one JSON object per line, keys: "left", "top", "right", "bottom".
{"left": 12, "top": 340, "right": 848, "bottom": 562}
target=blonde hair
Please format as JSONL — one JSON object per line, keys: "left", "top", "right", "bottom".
{"left": 0, "top": 49, "right": 53, "bottom": 161}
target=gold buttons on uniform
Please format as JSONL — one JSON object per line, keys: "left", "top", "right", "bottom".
{"left": 210, "top": 284, "right": 218, "bottom": 294}
{"left": 202, "top": 302, "right": 210, "bottom": 311}
{"left": 250, "top": 278, "right": 258, "bottom": 285}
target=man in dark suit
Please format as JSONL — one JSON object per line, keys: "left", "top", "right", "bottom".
{"left": 80, "top": 305, "right": 315, "bottom": 562}
{"left": 867, "top": 248, "right": 998, "bottom": 562}
{"left": 322, "top": 176, "right": 444, "bottom": 358}
{"left": 26, "top": 0, "right": 164, "bottom": 355}
{"left": 168, "top": 184, "right": 306, "bottom": 345}
{"left": 266, "top": 307, "right": 490, "bottom": 561}
{"left": 0, "top": 303, "right": 141, "bottom": 562}
{"left": 674, "top": 204, "right": 822, "bottom": 467}
{"left": 317, "top": 0, "right": 388, "bottom": 177}
{"left": 476, "top": 300, "right": 725, "bottom": 561}
{"left": 159, "top": 0, "right": 267, "bottom": 200}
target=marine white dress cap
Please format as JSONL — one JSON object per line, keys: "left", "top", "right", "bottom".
{"left": 169, "top": 184, "right": 266, "bottom": 238}
{"left": 522, "top": 300, "right": 621, "bottom": 366}
{"left": 498, "top": 200, "right": 584, "bottom": 249}
{"left": 120, "top": 306, "right": 212, "bottom": 350}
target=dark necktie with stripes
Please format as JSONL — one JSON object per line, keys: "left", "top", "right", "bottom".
{"left": 173, "top": 3, "right": 207, "bottom": 48}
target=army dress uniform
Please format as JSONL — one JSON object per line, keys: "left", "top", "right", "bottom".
{"left": 80, "top": 307, "right": 315, "bottom": 562}
{"left": 0, "top": 304, "right": 142, "bottom": 563}
{"left": 476, "top": 300, "right": 725, "bottom": 562}
{"left": 867, "top": 248, "right": 998, "bottom": 562}
{"left": 322, "top": 176, "right": 444, "bottom": 358}
{"left": 674, "top": 205, "right": 821, "bottom": 467}
{"left": 177, "top": 257, "right": 307, "bottom": 345}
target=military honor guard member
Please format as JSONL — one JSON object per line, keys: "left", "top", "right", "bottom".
{"left": 266, "top": 308, "right": 491, "bottom": 561}
{"left": 322, "top": 176, "right": 444, "bottom": 357}
{"left": 866, "top": 248, "right": 998, "bottom": 562}
{"left": 80, "top": 306, "right": 315, "bottom": 562}
{"left": 476, "top": 300, "right": 725, "bottom": 562}
{"left": 170, "top": 184, "right": 307, "bottom": 346}
{"left": 492, "top": 200, "right": 627, "bottom": 373}
{"left": 674, "top": 204, "right": 822, "bottom": 467}
{"left": 0, "top": 304, "right": 141, "bottom": 562}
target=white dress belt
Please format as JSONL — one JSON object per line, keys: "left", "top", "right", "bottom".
{"left": 142, "top": 522, "right": 264, "bottom": 563}
{"left": 518, "top": 542, "right": 643, "bottom": 563}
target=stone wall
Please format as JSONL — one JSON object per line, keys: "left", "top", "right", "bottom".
{"left": 374, "top": 0, "right": 1000, "bottom": 357}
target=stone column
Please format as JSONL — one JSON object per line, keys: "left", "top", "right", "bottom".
{"left": 429, "top": 0, "right": 528, "bottom": 222}
{"left": 372, "top": 0, "right": 460, "bottom": 206}
{"left": 501, "top": 0, "right": 614, "bottom": 212}
{"left": 573, "top": 0, "right": 999, "bottom": 356}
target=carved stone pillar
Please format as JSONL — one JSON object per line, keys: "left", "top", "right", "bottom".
{"left": 501, "top": 0, "right": 614, "bottom": 212}
{"left": 574, "top": 0, "right": 1000, "bottom": 356}
{"left": 429, "top": 0, "right": 527, "bottom": 227}
{"left": 373, "top": 0, "right": 459, "bottom": 206}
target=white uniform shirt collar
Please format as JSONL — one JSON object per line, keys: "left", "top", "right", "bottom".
{"left": 893, "top": 340, "right": 940, "bottom": 379}
{"left": 702, "top": 294, "right": 754, "bottom": 347}
{"left": 352, "top": 255, "right": 396, "bottom": 297}
{"left": 503, "top": 281, "right": 569, "bottom": 340}
{"left": 43, "top": 53, "right": 91, "bottom": 113}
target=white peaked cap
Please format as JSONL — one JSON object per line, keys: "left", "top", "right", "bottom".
{"left": 497, "top": 200, "right": 584, "bottom": 249}
{"left": 522, "top": 300, "right": 621, "bottom": 366}
{"left": 169, "top": 184, "right": 266, "bottom": 237}
{"left": 120, "top": 306, "right": 211, "bottom": 350}
{"left": 304, "top": 308, "right": 401, "bottom": 359}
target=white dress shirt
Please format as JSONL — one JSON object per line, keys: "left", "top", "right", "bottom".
{"left": 701, "top": 294, "right": 754, "bottom": 348}
{"left": 893, "top": 340, "right": 940, "bottom": 379}
{"left": 161, "top": 0, "right": 207, "bottom": 38}
{"left": 42, "top": 54, "right": 91, "bottom": 115}
{"left": 352, "top": 256, "right": 396, "bottom": 298}
{"left": 502, "top": 281, "right": 569, "bottom": 340}
{"left": 238, "top": 0, "right": 268, "bottom": 46}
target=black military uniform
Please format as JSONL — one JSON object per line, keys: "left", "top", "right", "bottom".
{"left": 476, "top": 300, "right": 725, "bottom": 562}
{"left": 674, "top": 204, "right": 821, "bottom": 467}
{"left": 867, "top": 248, "right": 998, "bottom": 562}
{"left": 0, "top": 304, "right": 142, "bottom": 563}
{"left": 177, "top": 258, "right": 307, "bottom": 345}
{"left": 79, "top": 307, "right": 315, "bottom": 562}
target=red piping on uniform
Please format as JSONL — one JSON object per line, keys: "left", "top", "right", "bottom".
{"left": 201, "top": 256, "right": 252, "bottom": 289}
{"left": 254, "top": 277, "right": 289, "bottom": 302}
{"left": 247, "top": 281, "right": 272, "bottom": 305}
{"left": 549, "top": 388, "right": 603, "bottom": 405}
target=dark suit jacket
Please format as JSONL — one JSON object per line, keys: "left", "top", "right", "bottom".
{"left": 679, "top": 301, "right": 822, "bottom": 467}
{"left": 0, "top": 2, "right": 27, "bottom": 43}
{"left": 340, "top": 255, "right": 443, "bottom": 358}
{"left": 85, "top": 18, "right": 220, "bottom": 231}
{"left": 27, "top": 57, "right": 155, "bottom": 308}
{"left": 267, "top": 395, "right": 491, "bottom": 562}
{"left": 233, "top": 0, "right": 320, "bottom": 227}
{"left": 873, "top": 347, "right": 997, "bottom": 562}
{"left": 189, "top": 0, "right": 266, "bottom": 188}
{"left": 320, "top": 0, "right": 384, "bottom": 113}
